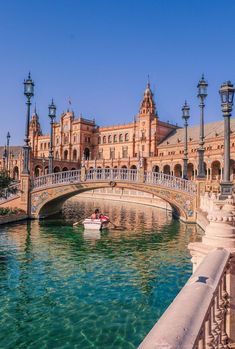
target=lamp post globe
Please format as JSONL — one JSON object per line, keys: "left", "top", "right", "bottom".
{"left": 197, "top": 74, "right": 208, "bottom": 179}
{"left": 182, "top": 101, "right": 190, "bottom": 180}
{"left": 219, "top": 81, "right": 235, "bottom": 198}
{"left": 48, "top": 99, "right": 56, "bottom": 174}
{"left": 23, "top": 72, "right": 34, "bottom": 174}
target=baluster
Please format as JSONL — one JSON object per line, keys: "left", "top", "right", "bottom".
{"left": 205, "top": 313, "right": 215, "bottom": 349}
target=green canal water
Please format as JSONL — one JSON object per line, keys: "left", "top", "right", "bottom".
{"left": 0, "top": 198, "right": 203, "bottom": 349}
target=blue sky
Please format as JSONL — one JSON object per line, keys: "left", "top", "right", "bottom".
{"left": 1, "top": 0, "right": 235, "bottom": 144}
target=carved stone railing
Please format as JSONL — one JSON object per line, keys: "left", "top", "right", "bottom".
{"left": 32, "top": 168, "right": 197, "bottom": 195}
{"left": 138, "top": 248, "right": 231, "bottom": 349}
{"left": 0, "top": 182, "right": 20, "bottom": 203}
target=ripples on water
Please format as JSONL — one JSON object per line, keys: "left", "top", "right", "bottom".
{"left": 0, "top": 198, "right": 203, "bottom": 349}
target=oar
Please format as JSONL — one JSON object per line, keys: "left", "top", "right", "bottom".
{"left": 109, "top": 220, "right": 126, "bottom": 231}
{"left": 73, "top": 219, "right": 84, "bottom": 227}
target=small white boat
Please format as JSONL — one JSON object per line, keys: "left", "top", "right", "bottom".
{"left": 82, "top": 218, "right": 109, "bottom": 230}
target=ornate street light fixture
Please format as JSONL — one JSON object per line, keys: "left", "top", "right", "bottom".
{"left": 48, "top": 99, "right": 56, "bottom": 174}
{"left": 219, "top": 81, "right": 235, "bottom": 198}
{"left": 197, "top": 74, "right": 208, "bottom": 178}
{"left": 182, "top": 101, "right": 190, "bottom": 180}
{"left": 6, "top": 131, "right": 10, "bottom": 172}
{"left": 23, "top": 72, "right": 34, "bottom": 174}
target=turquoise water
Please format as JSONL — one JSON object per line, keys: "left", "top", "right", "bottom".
{"left": 0, "top": 199, "right": 202, "bottom": 349}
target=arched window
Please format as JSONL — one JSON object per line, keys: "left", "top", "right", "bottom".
{"left": 73, "top": 149, "right": 77, "bottom": 161}
{"left": 84, "top": 148, "right": 90, "bottom": 160}
{"left": 108, "top": 135, "right": 112, "bottom": 143}
{"left": 125, "top": 133, "right": 129, "bottom": 141}
{"left": 64, "top": 150, "right": 68, "bottom": 160}
{"left": 119, "top": 134, "right": 123, "bottom": 142}
{"left": 113, "top": 135, "right": 117, "bottom": 143}
{"left": 103, "top": 136, "right": 106, "bottom": 144}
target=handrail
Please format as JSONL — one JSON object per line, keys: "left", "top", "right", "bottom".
{"left": 32, "top": 168, "right": 197, "bottom": 195}
{"left": 138, "top": 248, "right": 230, "bottom": 349}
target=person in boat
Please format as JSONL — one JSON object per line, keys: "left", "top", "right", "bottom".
{"left": 91, "top": 209, "right": 100, "bottom": 220}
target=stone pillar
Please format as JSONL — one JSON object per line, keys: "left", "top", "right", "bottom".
{"left": 81, "top": 167, "right": 86, "bottom": 181}
{"left": 20, "top": 174, "right": 31, "bottom": 215}
{"left": 138, "top": 168, "right": 145, "bottom": 183}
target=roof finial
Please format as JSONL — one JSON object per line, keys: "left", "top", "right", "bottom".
{"left": 147, "top": 74, "right": 150, "bottom": 88}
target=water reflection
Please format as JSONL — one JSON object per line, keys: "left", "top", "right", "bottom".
{"left": 0, "top": 198, "right": 203, "bottom": 349}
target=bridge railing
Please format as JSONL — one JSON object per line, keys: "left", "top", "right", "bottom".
{"left": 33, "top": 170, "right": 81, "bottom": 189}
{"left": 85, "top": 168, "right": 139, "bottom": 182}
{"left": 138, "top": 248, "right": 230, "bottom": 349}
{"left": 32, "top": 168, "right": 196, "bottom": 195}
{"left": 0, "top": 182, "right": 20, "bottom": 203}
{"left": 145, "top": 171, "right": 197, "bottom": 195}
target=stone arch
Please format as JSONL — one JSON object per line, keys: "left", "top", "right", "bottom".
{"left": 174, "top": 164, "right": 182, "bottom": 178}
{"left": 13, "top": 166, "right": 19, "bottom": 180}
{"left": 62, "top": 167, "right": 68, "bottom": 172}
{"left": 211, "top": 160, "right": 221, "bottom": 180}
{"left": 152, "top": 165, "right": 159, "bottom": 173}
{"left": 71, "top": 167, "right": 76, "bottom": 171}
{"left": 34, "top": 165, "right": 42, "bottom": 177}
{"left": 163, "top": 164, "right": 171, "bottom": 175}
{"left": 131, "top": 165, "right": 137, "bottom": 169}
{"left": 54, "top": 166, "right": 61, "bottom": 173}
{"left": 31, "top": 181, "right": 193, "bottom": 221}
{"left": 45, "top": 166, "right": 49, "bottom": 175}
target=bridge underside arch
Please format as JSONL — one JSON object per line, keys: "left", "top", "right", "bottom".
{"left": 31, "top": 181, "right": 196, "bottom": 222}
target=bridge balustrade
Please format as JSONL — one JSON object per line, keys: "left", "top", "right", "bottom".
{"left": 0, "top": 182, "right": 20, "bottom": 203}
{"left": 138, "top": 248, "right": 230, "bottom": 349}
{"left": 32, "top": 168, "right": 196, "bottom": 195}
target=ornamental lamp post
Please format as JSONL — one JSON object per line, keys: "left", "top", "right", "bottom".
{"left": 3, "top": 146, "right": 7, "bottom": 171}
{"left": 6, "top": 131, "right": 11, "bottom": 172}
{"left": 23, "top": 73, "right": 34, "bottom": 174}
{"left": 182, "top": 101, "right": 190, "bottom": 180}
{"left": 219, "top": 81, "right": 235, "bottom": 198}
{"left": 197, "top": 74, "right": 208, "bottom": 178}
{"left": 48, "top": 99, "right": 56, "bottom": 174}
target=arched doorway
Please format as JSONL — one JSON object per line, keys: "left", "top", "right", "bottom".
{"left": 44, "top": 166, "right": 49, "bottom": 175}
{"left": 62, "top": 167, "right": 68, "bottom": 172}
{"left": 131, "top": 165, "right": 137, "bottom": 170}
{"left": 163, "top": 164, "right": 171, "bottom": 175}
{"left": 13, "top": 166, "right": 19, "bottom": 180}
{"left": 152, "top": 165, "right": 159, "bottom": 173}
{"left": 211, "top": 161, "right": 221, "bottom": 180}
{"left": 187, "top": 163, "right": 194, "bottom": 180}
{"left": 174, "top": 164, "right": 182, "bottom": 178}
{"left": 84, "top": 148, "right": 90, "bottom": 160}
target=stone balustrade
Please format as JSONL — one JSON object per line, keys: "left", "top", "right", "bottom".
{"left": 0, "top": 182, "right": 20, "bottom": 203}
{"left": 138, "top": 248, "right": 231, "bottom": 349}
{"left": 32, "top": 168, "right": 197, "bottom": 195}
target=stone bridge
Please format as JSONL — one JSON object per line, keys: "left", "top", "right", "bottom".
{"left": 29, "top": 168, "right": 197, "bottom": 221}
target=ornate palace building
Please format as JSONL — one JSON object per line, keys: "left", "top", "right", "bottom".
{"left": 2, "top": 82, "right": 235, "bottom": 181}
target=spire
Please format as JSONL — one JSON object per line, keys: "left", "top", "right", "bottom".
{"left": 139, "top": 80, "right": 156, "bottom": 117}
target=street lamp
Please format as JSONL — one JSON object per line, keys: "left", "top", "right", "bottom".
{"left": 23, "top": 72, "right": 34, "bottom": 174}
{"left": 219, "top": 81, "right": 235, "bottom": 198}
{"left": 48, "top": 99, "right": 56, "bottom": 174}
{"left": 3, "top": 146, "right": 7, "bottom": 171}
{"left": 197, "top": 74, "right": 208, "bottom": 178}
{"left": 182, "top": 101, "right": 190, "bottom": 180}
{"left": 6, "top": 131, "right": 10, "bottom": 172}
